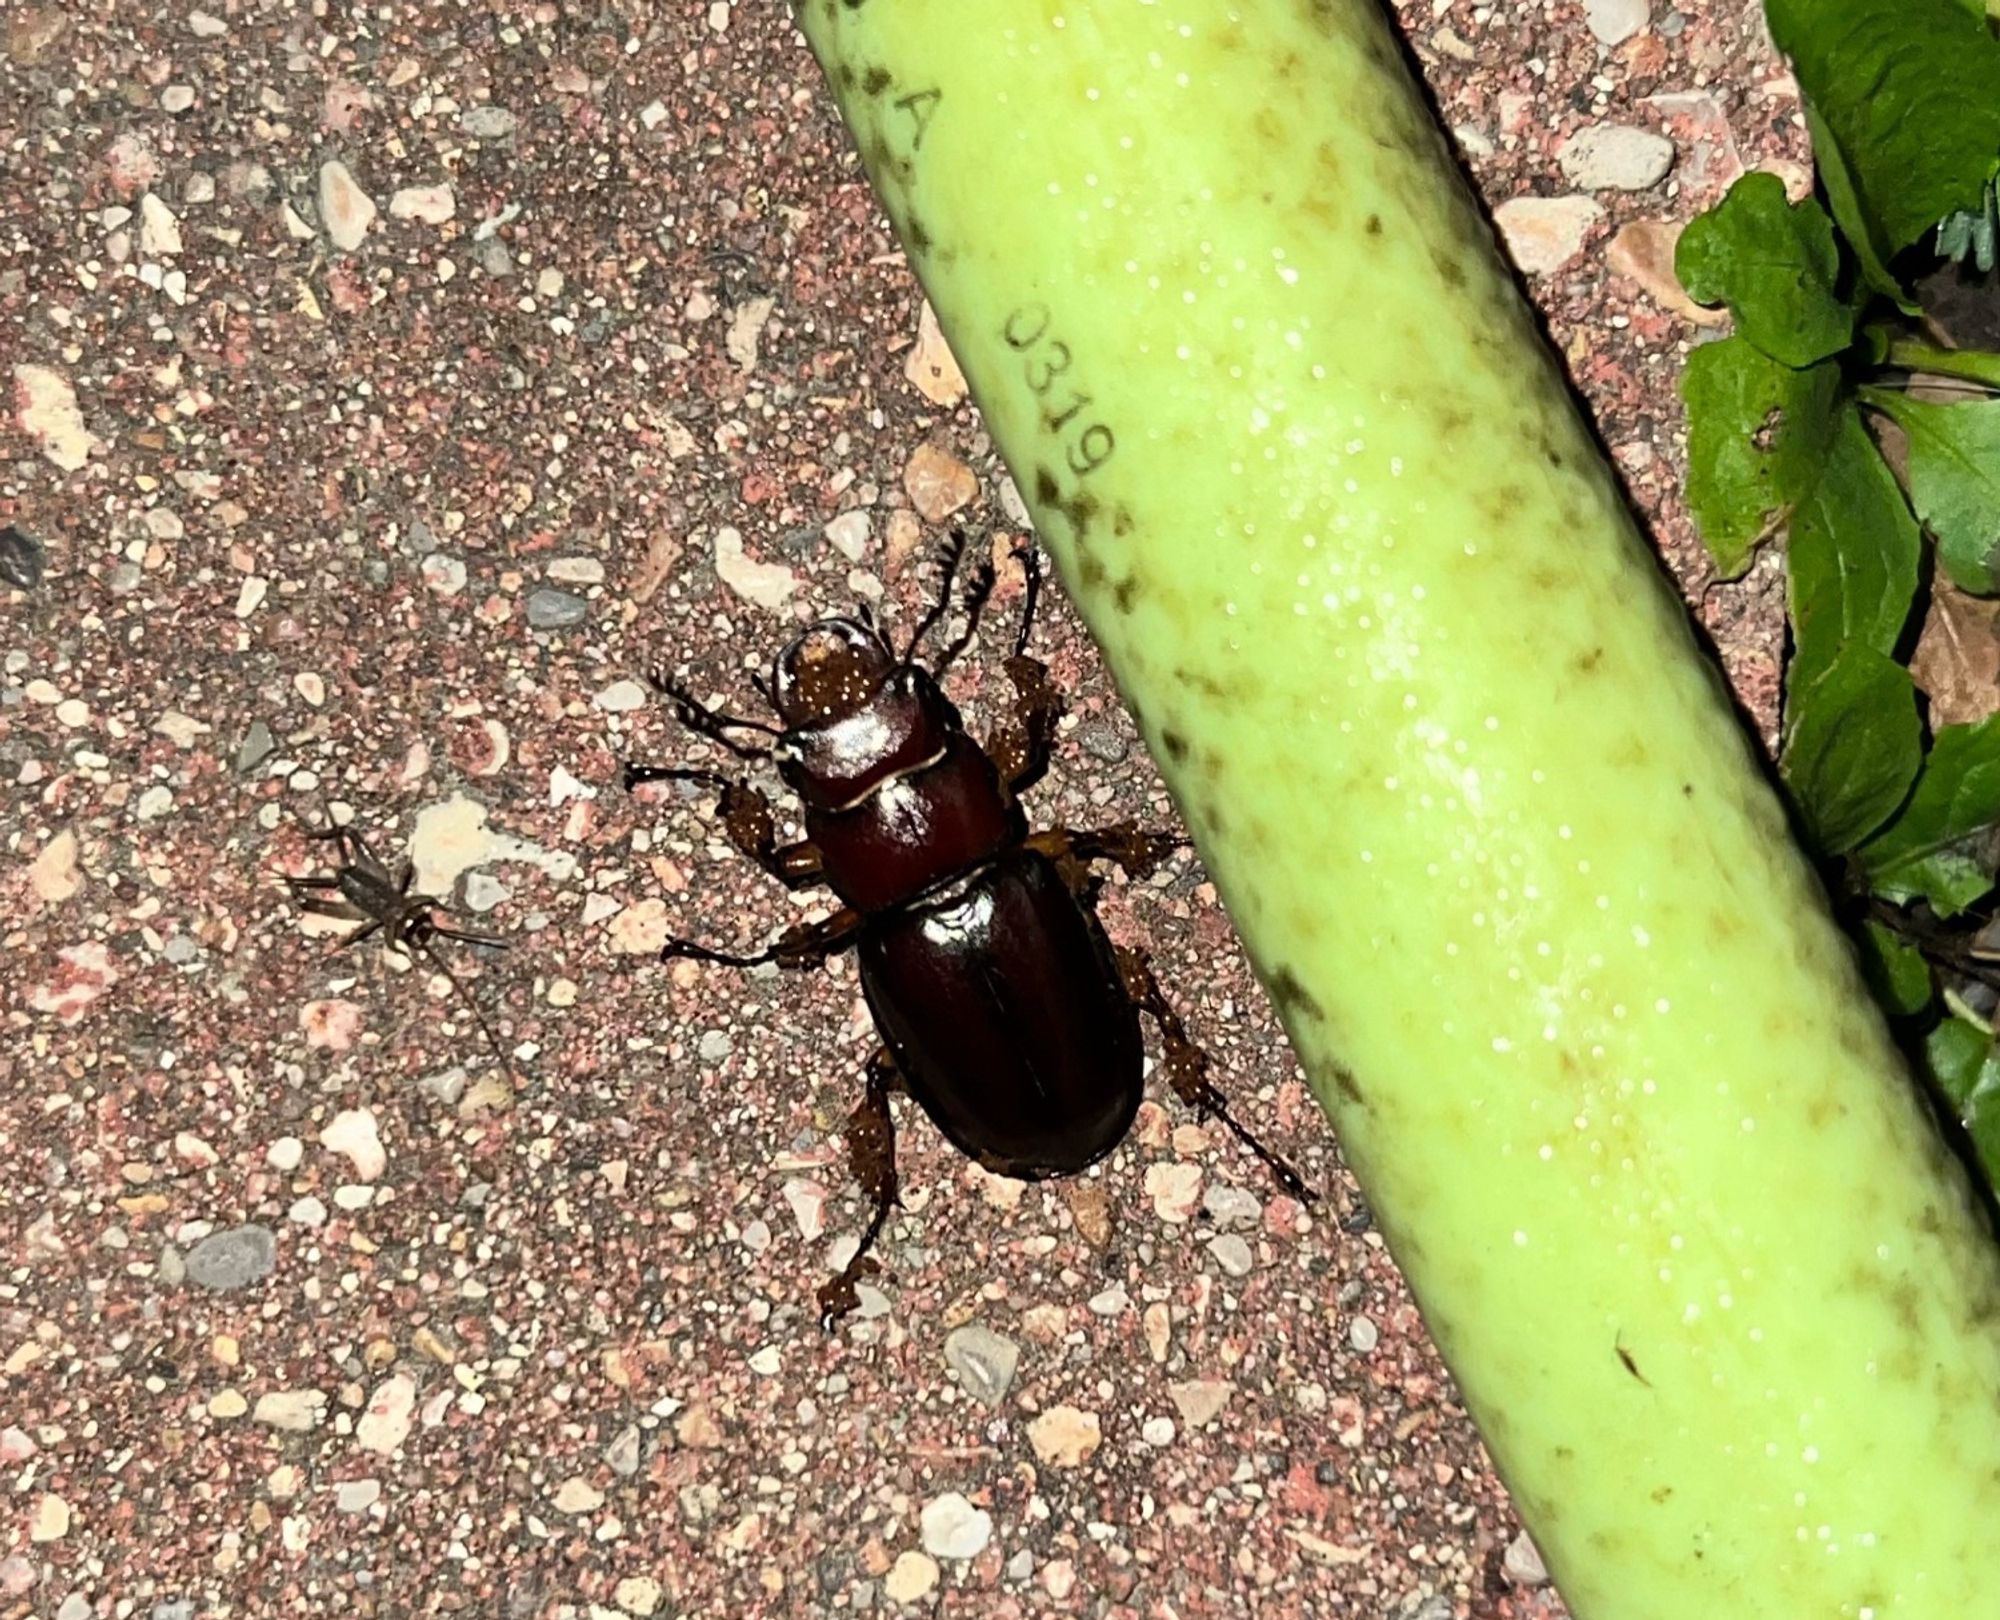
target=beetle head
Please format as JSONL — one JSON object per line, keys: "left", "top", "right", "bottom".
{"left": 772, "top": 617, "right": 897, "bottom": 727}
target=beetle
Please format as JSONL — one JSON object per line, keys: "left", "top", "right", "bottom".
{"left": 626, "top": 535, "right": 1314, "bottom": 1326}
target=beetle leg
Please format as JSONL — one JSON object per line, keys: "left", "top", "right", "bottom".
{"left": 1115, "top": 946, "right": 1317, "bottom": 1205}
{"left": 1025, "top": 823, "right": 1188, "bottom": 889}
{"left": 988, "top": 654, "right": 1065, "bottom": 792}
{"left": 661, "top": 906, "right": 864, "bottom": 969}
{"left": 817, "top": 1047, "right": 902, "bottom": 1330}
{"left": 625, "top": 764, "right": 825, "bottom": 889}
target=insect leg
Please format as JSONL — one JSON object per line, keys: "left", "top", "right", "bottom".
{"left": 901, "top": 530, "right": 969, "bottom": 662}
{"left": 817, "top": 1047, "right": 902, "bottom": 1330}
{"left": 1115, "top": 945, "right": 1315, "bottom": 1204}
{"left": 408, "top": 931, "right": 514, "bottom": 1079}
{"left": 625, "top": 764, "right": 824, "bottom": 889}
{"left": 1024, "top": 822, "right": 1187, "bottom": 888}
{"left": 930, "top": 551, "right": 999, "bottom": 678}
{"left": 661, "top": 906, "right": 863, "bottom": 969}
{"left": 645, "top": 670, "right": 781, "bottom": 761}
{"left": 987, "top": 654, "right": 1064, "bottom": 793}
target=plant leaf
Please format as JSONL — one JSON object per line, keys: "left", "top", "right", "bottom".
{"left": 1766, "top": 0, "right": 2000, "bottom": 254}
{"left": 1785, "top": 404, "right": 1923, "bottom": 698}
{"left": 1858, "top": 388, "right": 2000, "bottom": 593}
{"left": 1924, "top": 1015, "right": 2000, "bottom": 1187}
{"left": 1779, "top": 644, "right": 1923, "bottom": 855}
{"left": 1861, "top": 713, "right": 2000, "bottom": 914}
{"left": 1681, "top": 339, "right": 1840, "bottom": 578}
{"left": 1857, "top": 918, "right": 1936, "bottom": 1017}
{"left": 1675, "top": 173, "right": 1853, "bottom": 366}
{"left": 1801, "top": 104, "right": 1911, "bottom": 308}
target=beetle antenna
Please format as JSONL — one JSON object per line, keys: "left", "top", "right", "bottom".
{"left": 647, "top": 668, "right": 780, "bottom": 759}
{"left": 1012, "top": 542, "right": 1045, "bottom": 660}
{"left": 932, "top": 553, "right": 998, "bottom": 678}
{"left": 901, "top": 530, "right": 969, "bottom": 663}
{"left": 748, "top": 668, "right": 781, "bottom": 716}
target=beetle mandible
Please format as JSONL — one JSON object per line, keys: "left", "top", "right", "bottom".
{"left": 626, "top": 535, "right": 1314, "bottom": 1327}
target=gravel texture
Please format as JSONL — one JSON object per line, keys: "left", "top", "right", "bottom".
{"left": 2, "top": 2, "right": 1799, "bottom": 1616}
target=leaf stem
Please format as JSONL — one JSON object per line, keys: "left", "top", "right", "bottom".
{"left": 1878, "top": 337, "right": 2000, "bottom": 390}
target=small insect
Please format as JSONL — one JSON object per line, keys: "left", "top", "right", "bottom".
{"left": 627, "top": 535, "right": 1314, "bottom": 1327}
{"left": 283, "top": 811, "right": 513, "bottom": 1074}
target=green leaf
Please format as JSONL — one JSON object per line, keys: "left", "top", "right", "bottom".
{"left": 1680, "top": 339, "right": 1840, "bottom": 578}
{"left": 1767, "top": 0, "right": 2000, "bottom": 253}
{"left": 1779, "top": 644, "right": 1923, "bottom": 855}
{"left": 1927, "top": 1013, "right": 1991, "bottom": 1099}
{"left": 1857, "top": 919, "right": 1936, "bottom": 1017}
{"left": 1802, "top": 104, "right": 1911, "bottom": 308}
{"left": 1675, "top": 174, "right": 1853, "bottom": 367}
{"left": 1785, "top": 404, "right": 1922, "bottom": 697}
{"left": 1924, "top": 1015, "right": 2000, "bottom": 1187}
{"left": 1858, "top": 389, "right": 2000, "bottom": 593}
{"left": 1861, "top": 713, "right": 2000, "bottom": 914}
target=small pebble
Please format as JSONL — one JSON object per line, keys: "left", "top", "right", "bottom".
{"left": 594, "top": 679, "right": 647, "bottom": 713}
{"left": 547, "top": 556, "right": 605, "bottom": 585}
{"left": 604, "top": 1424, "right": 643, "bottom": 1477}
{"left": 460, "top": 105, "right": 518, "bottom": 139}
{"left": 336, "top": 1478, "right": 381, "bottom": 1513}
{"left": 1202, "top": 1182, "right": 1263, "bottom": 1231}
{"left": 1494, "top": 195, "right": 1605, "bottom": 275}
{"left": 1349, "top": 1315, "right": 1380, "bottom": 1353}
{"left": 139, "top": 191, "right": 182, "bottom": 255}
{"left": 526, "top": 587, "right": 590, "bottom": 629}
{"left": 1004, "top": 1550, "right": 1034, "bottom": 1583}
{"left": 318, "top": 160, "right": 377, "bottom": 251}
{"left": 320, "top": 1107, "right": 386, "bottom": 1181}
{"left": 943, "top": 1323, "right": 1020, "bottom": 1406}
{"left": 1141, "top": 1416, "right": 1177, "bottom": 1447}
{"left": 0, "top": 525, "right": 44, "bottom": 590}
{"left": 1584, "top": 0, "right": 1649, "bottom": 45}
{"left": 698, "top": 1029, "right": 733, "bottom": 1063}
{"left": 389, "top": 184, "right": 456, "bottom": 224}
{"left": 185, "top": 1224, "right": 277, "bottom": 1292}
{"left": 421, "top": 553, "right": 467, "bottom": 595}
{"left": 1167, "top": 1378, "right": 1232, "bottom": 1428}
{"left": 462, "top": 872, "right": 511, "bottom": 913}
{"left": 1558, "top": 124, "right": 1675, "bottom": 192}
{"left": 254, "top": 1389, "right": 327, "bottom": 1431}
{"left": 236, "top": 720, "right": 276, "bottom": 773}
{"left": 57, "top": 1595, "right": 90, "bottom": 1620}
{"left": 824, "top": 510, "right": 871, "bottom": 561}
{"left": 920, "top": 1491, "right": 993, "bottom": 1560}
{"left": 1207, "top": 1233, "right": 1255, "bottom": 1277}
{"left": 614, "top": 1576, "right": 663, "bottom": 1616}
{"left": 356, "top": 1373, "right": 416, "bottom": 1455}
{"left": 554, "top": 1475, "right": 604, "bottom": 1514}
{"left": 1504, "top": 1529, "right": 1551, "bottom": 1585}
{"left": 1026, "top": 1404, "right": 1101, "bottom": 1467}
{"left": 883, "top": 1550, "right": 939, "bottom": 1605}
{"left": 30, "top": 1492, "right": 70, "bottom": 1542}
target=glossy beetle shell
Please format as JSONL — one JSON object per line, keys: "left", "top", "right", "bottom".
{"left": 857, "top": 847, "right": 1144, "bottom": 1178}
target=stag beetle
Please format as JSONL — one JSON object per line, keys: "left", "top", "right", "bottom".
{"left": 626, "top": 536, "right": 1313, "bottom": 1326}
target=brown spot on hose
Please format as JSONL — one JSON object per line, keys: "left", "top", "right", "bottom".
{"left": 861, "top": 65, "right": 891, "bottom": 95}
{"left": 1269, "top": 965, "right": 1325, "bottom": 1025}
{"left": 1161, "top": 729, "right": 1190, "bottom": 764}
{"left": 1112, "top": 574, "right": 1140, "bottom": 613}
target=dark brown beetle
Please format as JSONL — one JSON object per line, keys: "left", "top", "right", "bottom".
{"left": 627, "top": 536, "right": 1313, "bottom": 1326}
